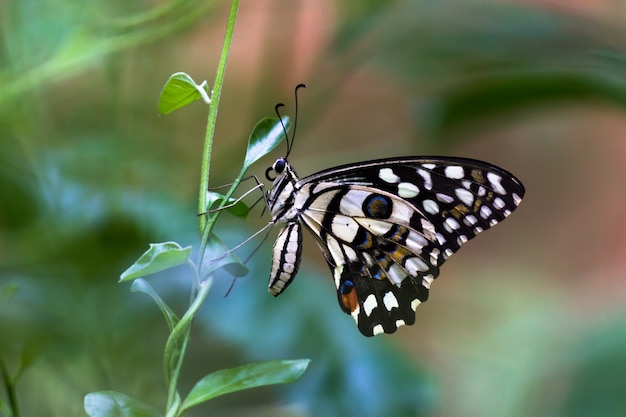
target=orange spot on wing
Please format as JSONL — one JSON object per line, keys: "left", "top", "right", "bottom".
{"left": 341, "top": 286, "right": 359, "bottom": 313}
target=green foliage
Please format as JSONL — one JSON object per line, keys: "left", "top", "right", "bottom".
{"left": 243, "top": 117, "right": 292, "bottom": 170}
{"left": 85, "top": 392, "right": 162, "bottom": 417}
{"left": 119, "top": 242, "right": 192, "bottom": 282}
{"left": 180, "top": 360, "right": 310, "bottom": 412}
{"left": 158, "top": 72, "right": 211, "bottom": 115}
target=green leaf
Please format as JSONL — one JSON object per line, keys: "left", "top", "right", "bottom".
{"left": 243, "top": 117, "right": 290, "bottom": 171}
{"left": 84, "top": 391, "right": 162, "bottom": 417}
{"left": 157, "top": 72, "right": 210, "bottom": 114}
{"left": 119, "top": 242, "right": 191, "bottom": 282}
{"left": 130, "top": 279, "right": 179, "bottom": 331}
{"left": 180, "top": 359, "right": 310, "bottom": 412}
{"left": 205, "top": 190, "right": 249, "bottom": 219}
{"left": 203, "top": 234, "right": 248, "bottom": 278}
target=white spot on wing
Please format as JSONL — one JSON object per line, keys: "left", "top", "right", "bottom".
{"left": 388, "top": 263, "right": 406, "bottom": 285}
{"left": 455, "top": 188, "right": 474, "bottom": 206}
{"left": 423, "top": 199, "right": 439, "bottom": 215}
{"left": 430, "top": 248, "right": 440, "bottom": 264}
{"left": 480, "top": 205, "right": 492, "bottom": 219}
{"left": 436, "top": 193, "right": 454, "bottom": 204}
{"left": 422, "top": 274, "right": 434, "bottom": 289}
{"left": 363, "top": 293, "right": 377, "bottom": 317}
{"left": 445, "top": 165, "right": 464, "bottom": 179}
{"left": 487, "top": 172, "right": 506, "bottom": 194}
{"left": 405, "top": 231, "right": 428, "bottom": 253}
{"left": 372, "top": 324, "right": 384, "bottom": 335}
{"left": 513, "top": 193, "right": 522, "bottom": 206}
{"left": 333, "top": 265, "right": 344, "bottom": 288}
{"left": 493, "top": 197, "right": 506, "bottom": 209}
{"left": 398, "top": 182, "right": 419, "bottom": 198}
{"left": 405, "top": 257, "right": 430, "bottom": 274}
{"left": 418, "top": 169, "right": 433, "bottom": 190}
{"left": 411, "top": 298, "right": 421, "bottom": 311}
{"left": 444, "top": 217, "right": 461, "bottom": 232}
{"left": 379, "top": 168, "right": 400, "bottom": 183}
{"left": 464, "top": 215, "right": 478, "bottom": 226}
{"left": 383, "top": 291, "right": 399, "bottom": 311}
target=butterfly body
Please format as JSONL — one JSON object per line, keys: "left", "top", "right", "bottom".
{"left": 265, "top": 156, "right": 525, "bottom": 337}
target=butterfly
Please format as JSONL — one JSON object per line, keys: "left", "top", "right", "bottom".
{"left": 263, "top": 87, "right": 525, "bottom": 337}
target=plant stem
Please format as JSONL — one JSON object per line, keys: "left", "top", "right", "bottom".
{"left": 164, "top": 280, "right": 212, "bottom": 413}
{"left": 197, "top": 0, "right": 240, "bottom": 238}
{"left": 163, "top": 1, "right": 240, "bottom": 414}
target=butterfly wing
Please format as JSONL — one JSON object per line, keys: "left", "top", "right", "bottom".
{"left": 293, "top": 157, "right": 525, "bottom": 336}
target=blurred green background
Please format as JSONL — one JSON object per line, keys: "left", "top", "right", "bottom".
{"left": 2, "top": 0, "right": 626, "bottom": 416}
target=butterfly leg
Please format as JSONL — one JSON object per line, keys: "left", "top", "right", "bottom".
{"left": 203, "top": 176, "right": 266, "bottom": 215}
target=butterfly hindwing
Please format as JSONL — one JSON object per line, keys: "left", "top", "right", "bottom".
{"left": 333, "top": 262, "right": 427, "bottom": 337}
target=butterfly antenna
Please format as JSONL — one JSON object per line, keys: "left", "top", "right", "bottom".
{"left": 288, "top": 83, "right": 306, "bottom": 159}
{"left": 274, "top": 103, "right": 291, "bottom": 156}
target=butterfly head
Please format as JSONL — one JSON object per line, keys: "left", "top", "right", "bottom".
{"left": 264, "top": 156, "right": 300, "bottom": 221}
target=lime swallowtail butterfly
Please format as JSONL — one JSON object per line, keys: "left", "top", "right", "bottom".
{"left": 264, "top": 86, "right": 525, "bottom": 337}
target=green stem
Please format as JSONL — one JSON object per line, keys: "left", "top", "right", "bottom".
{"left": 164, "top": 280, "right": 212, "bottom": 413}
{"left": 163, "top": 1, "right": 240, "bottom": 414}
{"left": 197, "top": 0, "right": 240, "bottom": 238}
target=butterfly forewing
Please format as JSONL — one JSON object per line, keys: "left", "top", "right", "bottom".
{"left": 266, "top": 156, "right": 525, "bottom": 336}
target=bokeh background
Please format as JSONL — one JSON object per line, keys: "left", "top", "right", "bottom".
{"left": 2, "top": 0, "right": 626, "bottom": 416}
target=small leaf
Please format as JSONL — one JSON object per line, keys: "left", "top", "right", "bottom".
{"left": 180, "top": 359, "right": 310, "bottom": 412}
{"left": 120, "top": 242, "right": 191, "bottom": 282}
{"left": 206, "top": 191, "right": 250, "bottom": 219}
{"left": 84, "top": 391, "right": 162, "bottom": 417}
{"left": 243, "top": 117, "right": 290, "bottom": 171}
{"left": 203, "top": 234, "right": 248, "bottom": 278}
{"left": 131, "top": 279, "right": 179, "bottom": 331}
{"left": 158, "top": 72, "right": 210, "bottom": 114}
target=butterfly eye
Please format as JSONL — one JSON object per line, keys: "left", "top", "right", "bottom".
{"left": 265, "top": 158, "right": 286, "bottom": 181}
{"left": 274, "top": 158, "right": 286, "bottom": 173}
